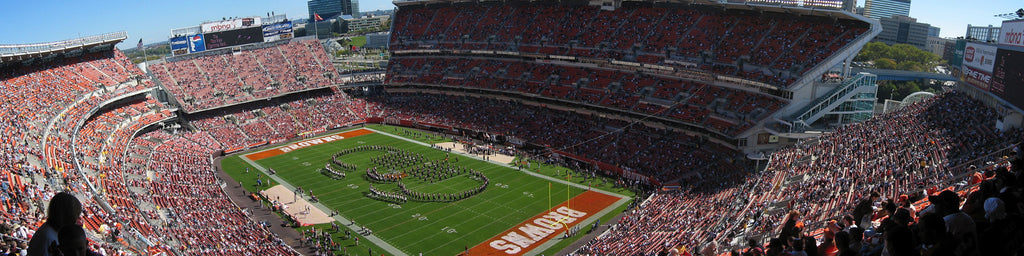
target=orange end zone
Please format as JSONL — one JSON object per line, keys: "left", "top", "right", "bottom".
{"left": 469, "top": 190, "right": 621, "bottom": 256}
{"left": 244, "top": 129, "right": 375, "bottom": 161}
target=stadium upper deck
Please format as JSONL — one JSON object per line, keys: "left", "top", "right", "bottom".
{"left": 386, "top": 0, "right": 877, "bottom": 142}
{"left": 149, "top": 38, "right": 344, "bottom": 113}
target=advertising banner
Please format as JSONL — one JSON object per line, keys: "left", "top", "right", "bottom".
{"left": 187, "top": 34, "right": 206, "bottom": 53}
{"left": 962, "top": 66, "right": 992, "bottom": 91}
{"left": 204, "top": 27, "right": 264, "bottom": 49}
{"left": 963, "top": 42, "right": 997, "bottom": 72}
{"left": 169, "top": 36, "right": 188, "bottom": 56}
{"left": 201, "top": 17, "right": 262, "bottom": 33}
{"left": 262, "top": 21, "right": 294, "bottom": 42}
{"left": 999, "top": 20, "right": 1024, "bottom": 48}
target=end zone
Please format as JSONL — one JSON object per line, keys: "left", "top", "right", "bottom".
{"left": 245, "top": 129, "right": 374, "bottom": 161}
{"left": 469, "top": 190, "right": 621, "bottom": 255}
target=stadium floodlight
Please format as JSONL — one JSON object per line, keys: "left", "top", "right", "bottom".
{"left": 994, "top": 8, "right": 1024, "bottom": 20}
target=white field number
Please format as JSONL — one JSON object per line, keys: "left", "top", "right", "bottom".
{"left": 441, "top": 226, "right": 458, "bottom": 234}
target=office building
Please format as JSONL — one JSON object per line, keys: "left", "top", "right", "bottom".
{"left": 927, "top": 36, "right": 951, "bottom": 57}
{"left": 966, "top": 24, "right": 1000, "bottom": 42}
{"left": 864, "top": 0, "right": 911, "bottom": 20}
{"left": 340, "top": 15, "right": 389, "bottom": 33}
{"left": 928, "top": 26, "right": 940, "bottom": 37}
{"left": 308, "top": 0, "right": 359, "bottom": 21}
{"left": 874, "top": 15, "right": 930, "bottom": 49}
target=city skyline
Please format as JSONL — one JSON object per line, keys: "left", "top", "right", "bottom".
{"left": 0, "top": 0, "right": 1019, "bottom": 49}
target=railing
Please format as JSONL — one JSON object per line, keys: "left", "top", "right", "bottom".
{"left": 791, "top": 73, "right": 876, "bottom": 122}
{"left": 727, "top": 0, "right": 844, "bottom": 9}
{"left": 0, "top": 31, "right": 127, "bottom": 56}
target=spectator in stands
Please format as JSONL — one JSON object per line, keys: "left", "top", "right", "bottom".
{"left": 833, "top": 231, "right": 853, "bottom": 256}
{"left": 917, "top": 212, "right": 955, "bottom": 256}
{"left": 746, "top": 238, "right": 764, "bottom": 256}
{"left": 979, "top": 197, "right": 1014, "bottom": 255}
{"left": 28, "top": 192, "right": 82, "bottom": 256}
{"left": 853, "top": 191, "right": 880, "bottom": 228}
{"left": 932, "top": 190, "right": 979, "bottom": 256}
{"left": 57, "top": 225, "right": 91, "bottom": 256}
{"left": 779, "top": 210, "right": 802, "bottom": 243}
{"left": 700, "top": 238, "right": 718, "bottom": 256}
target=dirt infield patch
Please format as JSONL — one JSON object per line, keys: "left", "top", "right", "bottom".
{"left": 245, "top": 129, "right": 374, "bottom": 161}
{"left": 260, "top": 185, "right": 335, "bottom": 226}
{"left": 469, "top": 190, "right": 621, "bottom": 256}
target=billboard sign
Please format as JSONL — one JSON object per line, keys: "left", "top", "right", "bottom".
{"left": 963, "top": 42, "right": 997, "bottom": 73}
{"left": 999, "top": 20, "right": 1024, "bottom": 48}
{"left": 203, "top": 26, "right": 264, "bottom": 49}
{"left": 962, "top": 65, "right": 992, "bottom": 91}
{"left": 201, "top": 17, "right": 262, "bottom": 33}
{"left": 187, "top": 34, "right": 206, "bottom": 53}
{"left": 262, "top": 21, "right": 294, "bottom": 42}
{"left": 991, "top": 48, "right": 1024, "bottom": 110}
{"left": 169, "top": 36, "right": 188, "bottom": 56}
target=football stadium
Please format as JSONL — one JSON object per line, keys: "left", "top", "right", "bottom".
{"left": 2, "top": 0, "right": 1024, "bottom": 255}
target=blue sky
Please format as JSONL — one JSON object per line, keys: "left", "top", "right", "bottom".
{"left": 0, "top": 0, "right": 396, "bottom": 49}
{"left": 0, "top": 0, "right": 1017, "bottom": 49}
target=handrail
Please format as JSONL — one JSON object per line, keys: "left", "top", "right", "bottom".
{"left": 0, "top": 32, "right": 127, "bottom": 56}
{"left": 791, "top": 73, "right": 875, "bottom": 121}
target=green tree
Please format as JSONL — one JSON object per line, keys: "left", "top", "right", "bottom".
{"left": 874, "top": 58, "right": 898, "bottom": 69}
{"left": 856, "top": 42, "right": 941, "bottom": 72}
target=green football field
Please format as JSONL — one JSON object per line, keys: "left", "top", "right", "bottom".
{"left": 222, "top": 125, "right": 634, "bottom": 255}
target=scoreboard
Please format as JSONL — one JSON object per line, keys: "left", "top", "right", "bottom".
{"left": 204, "top": 27, "right": 264, "bottom": 50}
{"left": 991, "top": 48, "right": 1024, "bottom": 110}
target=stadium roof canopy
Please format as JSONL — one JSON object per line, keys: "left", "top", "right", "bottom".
{"left": 0, "top": 31, "right": 127, "bottom": 64}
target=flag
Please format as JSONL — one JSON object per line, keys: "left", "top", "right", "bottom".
{"left": 137, "top": 38, "right": 143, "bottom": 49}
{"left": 314, "top": 13, "right": 324, "bottom": 21}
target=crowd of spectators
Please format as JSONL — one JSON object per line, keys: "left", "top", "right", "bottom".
{"left": 370, "top": 92, "right": 743, "bottom": 183}
{"left": 150, "top": 39, "right": 341, "bottom": 112}
{"left": 574, "top": 91, "right": 1023, "bottom": 255}
{"left": 5, "top": 18, "right": 1019, "bottom": 256}
{"left": 390, "top": 3, "right": 868, "bottom": 88}
{"left": 0, "top": 48, "right": 162, "bottom": 255}
{"left": 388, "top": 56, "right": 784, "bottom": 136}
{"left": 188, "top": 88, "right": 367, "bottom": 150}
{"left": 0, "top": 47, "right": 303, "bottom": 255}
{"left": 121, "top": 130, "right": 297, "bottom": 255}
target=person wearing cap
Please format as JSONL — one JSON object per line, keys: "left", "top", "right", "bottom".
{"left": 978, "top": 197, "right": 1014, "bottom": 255}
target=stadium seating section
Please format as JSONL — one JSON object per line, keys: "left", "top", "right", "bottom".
{"left": 389, "top": 3, "right": 868, "bottom": 88}
{"left": 5, "top": 3, "right": 1022, "bottom": 255}
{"left": 0, "top": 49, "right": 297, "bottom": 255}
{"left": 574, "top": 91, "right": 1022, "bottom": 255}
{"left": 387, "top": 56, "right": 785, "bottom": 136}
{"left": 150, "top": 39, "right": 340, "bottom": 113}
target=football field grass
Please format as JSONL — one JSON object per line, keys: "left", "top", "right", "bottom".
{"left": 222, "top": 125, "right": 634, "bottom": 255}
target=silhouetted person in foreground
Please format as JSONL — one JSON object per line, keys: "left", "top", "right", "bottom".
{"left": 28, "top": 192, "right": 82, "bottom": 256}
{"left": 57, "top": 225, "right": 97, "bottom": 256}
